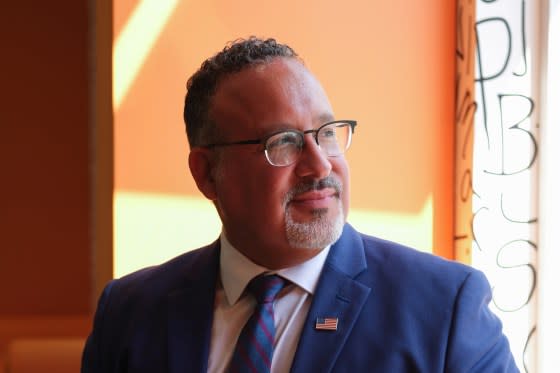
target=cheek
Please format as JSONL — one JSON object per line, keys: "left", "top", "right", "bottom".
{"left": 249, "top": 170, "right": 297, "bottom": 228}
{"left": 254, "top": 170, "right": 293, "bottom": 213}
{"left": 333, "top": 159, "right": 351, "bottom": 212}
{"left": 216, "top": 158, "right": 292, "bottom": 217}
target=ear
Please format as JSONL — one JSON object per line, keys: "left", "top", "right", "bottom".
{"left": 188, "top": 148, "right": 218, "bottom": 201}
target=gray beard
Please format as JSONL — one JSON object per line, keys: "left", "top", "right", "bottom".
{"left": 284, "top": 199, "right": 344, "bottom": 249}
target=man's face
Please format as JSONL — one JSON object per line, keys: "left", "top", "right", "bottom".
{"left": 202, "top": 57, "right": 350, "bottom": 268}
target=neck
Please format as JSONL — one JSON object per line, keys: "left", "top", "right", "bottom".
{"left": 244, "top": 247, "right": 324, "bottom": 269}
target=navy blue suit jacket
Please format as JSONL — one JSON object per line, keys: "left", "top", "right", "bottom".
{"left": 82, "top": 224, "right": 518, "bottom": 372}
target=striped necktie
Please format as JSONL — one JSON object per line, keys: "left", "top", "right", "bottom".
{"left": 229, "top": 274, "right": 286, "bottom": 373}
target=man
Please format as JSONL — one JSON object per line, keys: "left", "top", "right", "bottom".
{"left": 82, "top": 37, "right": 518, "bottom": 372}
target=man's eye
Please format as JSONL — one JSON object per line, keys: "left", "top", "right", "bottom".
{"left": 323, "top": 129, "right": 336, "bottom": 137}
{"left": 268, "top": 133, "right": 299, "bottom": 148}
{"left": 320, "top": 127, "right": 337, "bottom": 139}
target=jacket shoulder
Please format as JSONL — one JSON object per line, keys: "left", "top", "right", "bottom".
{"left": 90, "top": 242, "right": 219, "bottom": 331}
{"left": 359, "top": 232, "right": 474, "bottom": 283}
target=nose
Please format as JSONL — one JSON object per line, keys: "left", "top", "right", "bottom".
{"left": 294, "top": 135, "right": 332, "bottom": 179}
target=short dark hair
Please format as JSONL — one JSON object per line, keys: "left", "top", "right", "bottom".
{"left": 183, "top": 37, "right": 299, "bottom": 147}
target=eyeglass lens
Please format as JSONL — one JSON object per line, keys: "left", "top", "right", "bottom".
{"left": 264, "top": 122, "right": 352, "bottom": 166}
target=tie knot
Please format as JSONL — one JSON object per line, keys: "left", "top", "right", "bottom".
{"left": 248, "top": 274, "right": 285, "bottom": 304}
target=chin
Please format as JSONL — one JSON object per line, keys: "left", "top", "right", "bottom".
{"left": 284, "top": 204, "right": 344, "bottom": 249}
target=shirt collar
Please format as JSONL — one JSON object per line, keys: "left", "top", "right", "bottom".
{"left": 219, "top": 232, "right": 331, "bottom": 306}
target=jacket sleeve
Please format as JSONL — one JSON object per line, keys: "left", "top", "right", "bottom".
{"left": 81, "top": 280, "right": 116, "bottom": 373}
{"left": 445, "top": 270, "right": 520, "bottom": 372}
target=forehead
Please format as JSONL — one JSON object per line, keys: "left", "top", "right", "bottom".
{"left": 210, "top": 58, "right": 333, "bottom": 135}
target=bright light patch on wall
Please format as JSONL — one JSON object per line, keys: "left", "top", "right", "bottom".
{"left": 114, "top": 191, "right": 221, "bottom": 277}
{"left": 348, "top": 195, "right": 433, "bottom": 253}
{"left": 114, "top": 191, "right": 433, "bottom": 277}
{"left": 472, "top": 2, "right": 540, "bottom": 369}
{"left": 538, "top": 1, "right": 560, "bottom": 370}
{"left": 113, "top": 0, "right": 180, "bottom": 109}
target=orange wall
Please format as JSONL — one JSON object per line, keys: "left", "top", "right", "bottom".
{"left": 0, "top": 3, "right": 92, "bottom": 314}
{"left": 0, "top": 0, "right": 456, "bottom": 318}
{"left": 0, "top": 0, "right": 454, "bottom": 330}
{"left": 115, "top": 1, "right": 455, "bottom": 258}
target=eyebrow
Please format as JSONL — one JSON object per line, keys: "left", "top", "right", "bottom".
{"left": 259, "top": 113, "right": 337, "bottom": 136}
{"left": 316, "top": 113, "right": 336, "bottom": 125}
{"left": 270, "top": 113, "right": 335, "bottom": 130}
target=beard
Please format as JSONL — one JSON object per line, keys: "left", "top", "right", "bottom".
{"left": 283, "top": 177, "right": 345, "bottom": 249}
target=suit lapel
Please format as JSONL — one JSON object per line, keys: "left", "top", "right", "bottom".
{"left": 167, "top": 242, "right": 220, "bottom": 373}
{"left": 290, "top": 224, "right": 371, "bottom": 373}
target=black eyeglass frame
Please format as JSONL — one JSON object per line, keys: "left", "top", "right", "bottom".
{"left": 201, "top": 120, "right": 357, "bottom": 163}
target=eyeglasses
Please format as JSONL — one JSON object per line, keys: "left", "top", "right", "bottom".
{"left": 202, "top": 120, "right": 357, "bottom": 167}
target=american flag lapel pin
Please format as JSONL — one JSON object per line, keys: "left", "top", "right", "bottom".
{"left": 315, "top": 317, "right": 338, "bottom": 331}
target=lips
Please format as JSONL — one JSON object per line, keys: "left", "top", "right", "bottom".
{"left": 289, "top": 189, "right": 338, "bottom": 209}
{"left": 291, "top": 189, "right": 337, "bottom": 201}
{"left": 284, "top": 176, "right": 342, "bottom": 210}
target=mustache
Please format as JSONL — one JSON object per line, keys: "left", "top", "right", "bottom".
{"left": 284, "top": 177, "right": 342, "bottom": 204}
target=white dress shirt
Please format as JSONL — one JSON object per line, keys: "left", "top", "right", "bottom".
{"left": 207, "top": 233, "right": 330, "bottom": 373}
